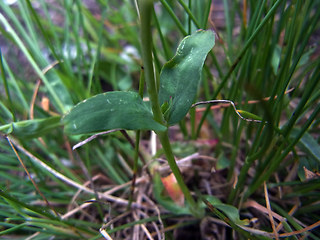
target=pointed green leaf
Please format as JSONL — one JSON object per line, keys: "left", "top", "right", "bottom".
{"left": 205, "top": 196, "right": 249, "bottom": 226}
{"left": 237, "top": 110, "right": 263, "bottom": 121}
{"left": 271, "top": 45, "right": 281, "bottom": 74}
{"left": 291, "top": 129, "right": 320, "bottom": 163}
{"left": 63, "top": 91, "right": 166, "bottom": 135}
{"left": 0, "top": 116, "right": 61, "bottom": 138}
{"left": 159, "top": 30, "right": 215, "bottom": 125}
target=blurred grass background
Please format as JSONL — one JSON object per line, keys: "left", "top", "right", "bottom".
{"left": 0, "top": 0, "right": 319, "bottom": 239}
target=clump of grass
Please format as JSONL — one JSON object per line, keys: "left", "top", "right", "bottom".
{"left": 0, "top": 0, "right": 319, "bottom": 239}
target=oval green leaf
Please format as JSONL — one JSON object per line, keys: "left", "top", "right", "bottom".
{"left": 63, "top": 91, "right": 166, "bottom": 135}
{"left": 159, "top": 30, "right": 215, "bottom": 125}
{"left": 0, "top": 116, "right": 61, "bottom": 138}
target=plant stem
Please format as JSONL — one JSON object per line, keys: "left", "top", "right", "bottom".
{"left": 137, "top": 0, "right": 163, "bottom": 124}
{"left": 137, "top": 0, "right": 200, "bottom": 216}
{"left": 157, "top": 131, "right": 199, "bottom": 215}
{"left": 128, "top": 67, "right": 145, "bottom": 210}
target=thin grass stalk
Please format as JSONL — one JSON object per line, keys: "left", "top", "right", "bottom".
{"left": 39, "top": 2, "right": 62, "bottom": 52}
{"left": 201, "top": 0, "right": 212, "bottom": 29}
{"left": 159, "top": 0, "right": 187, "bottom": 35}
{"left": 223, "top": 1, "right": 270, "bottom": 131}
{"left": 0, "top": 223, "right": 28, "bottom": 236}
{"left": 0, "top": 104, "right": 11, "bottom": 124}
{"left": 247, "top": 0, "right": 266, "bottom": 37}
{"left": 202, "top": 67, "right": 213, "bottom": 100}
{"left": 303, "top": 89, "right": 320, "bottom": 114}
{"left": 231, "top": 1, "right": 304, "bottom": 188}
{"left": 38, "top": 1, "right": 74, "bottom": 77}
{"left": 0, "top": 14, "right": 67, "bottom": 113}
{"left": 0, "top": 2, "right": 42, "bottom": 63}
{"left": 224, "top": 1, "right": 279, "bottom": 178}
{"left": 269, "top": 2, "right": 302, "bottom": 126}
{"left": 34, "top": 140, "right": 82, "bottom": 183}
{"left": 281, "top": 64, "right": 320, "bottom": 138}
{"left": 219, "top": 43, "right": 250, "bottom": 143}
{"left": 75, "top": 0, "right": 93, "bottom": 61}
{"left": 251, "top": 9, "right": 274, "bottom": 88}
{"left": 25, "top": 1, "right": 62, "bottom": 66}
{"left": 228, "top": 119, "right": 273, "bottom": 202}
{"left": 270, "top": 203, "right": 312, "bottom": 239}
{"left": 222, "top": 0, "right": 232, "bottom": 57}
{"left": 1, "top": 51, "right": 29, "bottom": 111}
{"left": 208, "top": 51, "right": 224, "bottom": 80}
{"left": 278, "top": 5, "right": 320, "bottom": 133}
{"left": 0, "top": 190, "right": 57, "bottom": 220}
{"left": 72, "top": 3, "right": 85, "bottom": 84}
{"left": 152, "top": 8, "right": 171, "bottom": 60}
{"left": 219, "top": 50, "right": 246, "bottom": 139}
{"left": 81, "top": 8, "right": 100, "bottom": 43}
{"left": 26, "top": 219, "right": 92, "bottom": 238}
{"left": 7, "top": 136, "right": 60, "bottom": 216}
{"left": 152, "top": 45, "right": 162, "bottom": 74}
{"left": 227, "top": 120, "right": 245, "bottom": 181}
{"left": 96, "top": 148, "right": 125, "bottom": 184}
{"left": 196, "top": 0, "right": 284, "bottom": 137}
{"left": 88, "top": 8, "right": 108, "bottom": 94}
{"left": 246, "top": 94, "right": 320, "bottom": 199}
{"left": 128, "top": 67, "right": 145, "bottom": 209}
{"left": 18, "top": 1, "right": 38, "bottom": 46}
{"left": 177, "top": 0, "right": 200, "bottom": 30}
{"left": 0, "top": 51, "right": 15, "bottom": 121}
{"left": 190, "top": 98, "right": 196, "bottom": 139}
{"left": 62, "top": 1, "right": 75, "bottom": 74}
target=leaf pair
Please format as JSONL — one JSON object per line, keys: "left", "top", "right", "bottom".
{"left": 63, "top": 30, "right": 215, "bottom": 135}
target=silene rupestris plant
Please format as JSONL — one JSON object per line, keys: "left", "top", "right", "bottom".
{"left": 63, "top": 0, "right": 215, "bottom": 216}
{"left": 62, "top": 0, "right": 261, "bottom": 218}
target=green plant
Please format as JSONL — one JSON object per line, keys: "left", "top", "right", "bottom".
{"left": 63, "top": 1, "right": 215, "bottom": 216}
{"left": 0, "top": 0, "right": 320, "bottom": 239}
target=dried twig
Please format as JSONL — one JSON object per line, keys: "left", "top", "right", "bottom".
{"left": 7, "top": 136, "right": 146, "bottom": 209}
{"left": 192, "top": 99, "right": 263, "bottom": 123}
{"left": 264, "top": 181, "right": 279, "bottom": 240}
{"left": 72, "top": 129, "right": 121, "bottom": 150}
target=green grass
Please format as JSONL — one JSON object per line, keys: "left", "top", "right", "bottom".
{"left": 0, "top": 0, "right": 320, "bottom": 239}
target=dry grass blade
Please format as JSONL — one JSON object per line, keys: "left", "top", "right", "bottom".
{"left": 142, "top": 193, "right": 164, "bottom": 240}
{"left": 6, "top": 136, "right": 146, "bottom": 208}
{"left": 243, "top": 200, "right": 286, "bottom": 222}
{"left": 264, "top": 181, "right": 279, "bottom": 240}
{"left": 279, "top": 220, "right": 320, "bottom": 238}
{"left": 6, "top": 135, "right": 59, "bottom": 217}
{"left": 30, "top": 80, "right": 41, "bottom": 120}
{"left": 100, "top": 228, "right": 114, "bottom": 240}
{"left": 72, "top": 129, "right": 121, "bottom": 150}
{"left": 30, "top": 60, "right": 61, "bottom": 119}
